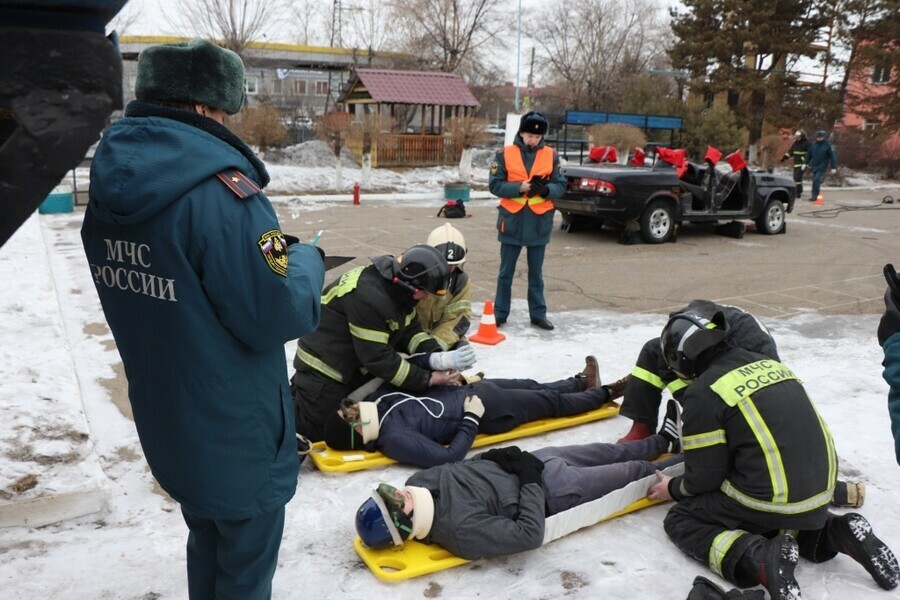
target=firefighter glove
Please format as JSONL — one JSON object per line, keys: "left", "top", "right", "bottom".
{"left": 429, "top": 345, "right": 477, "bottom": 371}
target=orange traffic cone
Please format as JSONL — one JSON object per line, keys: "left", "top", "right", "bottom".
{"left": 814, "top": 192, "right": 824, "bottom": 205}
{"left": 469, "top": 299, "right": 506, "bottom": 345}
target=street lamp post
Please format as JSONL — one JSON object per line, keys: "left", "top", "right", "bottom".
{"left": 514, "top": 0, "right": 521, "bottom": 112}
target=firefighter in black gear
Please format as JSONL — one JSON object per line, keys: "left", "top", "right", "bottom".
{"left": 291, "top": 245, "right": 477, "bottom": 442}
{"left": 617, "top": 300, "right": 778, "bottom": 442}
{"left": 782, "top": 130, "right": 810, "bottom": 199}
{"left": 648, "top": 311, "right": 899, "bottom": 600}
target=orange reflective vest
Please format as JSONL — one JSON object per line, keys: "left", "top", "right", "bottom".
{"left": 499, "top": 145, "right": 555, "bottom": 215}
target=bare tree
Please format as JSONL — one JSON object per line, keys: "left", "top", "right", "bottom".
{"left": 445, "top": 115, "right": 490, "bottom": 180}
{"left": 291, "top": 0, "right": 332, "bottom": 46}
{"left": 231, "top": 103, "right": 287, "bottom": 154}
{"left": 165, "top": 0, "right": 288, "bottom": 57}
{"left": 530, "top": 0, "right": 670, "bottom": 111}
{"left": 387, "top": 0, "right": 510, "bottom": 73}
{"left": 344, "top": 0, "right": 393, "bottom": 61}
{"left": 347, "top": 108, "right": 385, "bottom": 186}
{"left": 107, "top": 1, "right": 142, "bottom": 36}
{"left": 317, "top": 111, "right": 352, "bottom": 190}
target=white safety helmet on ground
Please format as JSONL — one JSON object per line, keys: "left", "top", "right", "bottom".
{"left": 426, "top": 223, "right": 467, "bottom": 266}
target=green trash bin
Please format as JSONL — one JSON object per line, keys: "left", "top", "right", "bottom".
{"left": 444, "top": 182, "right": 470, "bottom": 202}
{"left": 39, "top": 185, "right": 74, "bottom": 214}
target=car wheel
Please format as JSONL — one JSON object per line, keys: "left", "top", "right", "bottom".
{"left": 639, "top": 200, "right": 674, "bottom": 244}
{"left": 755, "top": 199, "right": 785, "bottom": 234}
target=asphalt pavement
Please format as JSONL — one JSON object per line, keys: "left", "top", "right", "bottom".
{"left": 274, "top": 185, "right": 900, "bottom": 321}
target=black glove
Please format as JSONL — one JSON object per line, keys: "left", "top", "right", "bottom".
{"left": 481, "top": 446, "right": 522, "bottom": 473}
{"left": 529, "top": 175, "right": 550, "bottom": 198}
{"left": 781, "top": 155, "right": 788, "bottom": 162}
{"left": 878, "top": 264, "right": 900, "bottom": 345}
{"left": 282, "top": 233, "right": 325, "bottom": 261}
{"left": 510, "top": 451, "right": 545, "bottom": 486}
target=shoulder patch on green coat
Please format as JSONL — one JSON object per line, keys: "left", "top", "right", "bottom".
{"left": 216, "top": 169, "right": 261, "bottom": 199}
{"left": 258, "top": 229, "right": 289, "bottom": 276}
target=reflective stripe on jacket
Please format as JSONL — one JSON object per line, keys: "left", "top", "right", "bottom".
{"left": 670, "top": 348, "right": 836, "bottom": 518}
{"left": 499, "top": 145, "right": 555, "bottom": 215}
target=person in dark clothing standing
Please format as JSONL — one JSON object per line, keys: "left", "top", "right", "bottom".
{"left": 291, "top": 244, "right": 477, "bottom": 442}
{"left": 808, "top": 129, "right": 838, "bottom": 201}
{"left": 878, "top": 263, "right": 900, "bottom": 466}
{"left": 489, "top": 111, "right": 567, "bottom": 331}
{"left": 648, "top": 311, "right": 899, "bottom": 599}
{"left": 781, "top": 130, "right": 810, "bottom": 198}
{"left": 81, "top": 39, "right": 326, "bottom": 598}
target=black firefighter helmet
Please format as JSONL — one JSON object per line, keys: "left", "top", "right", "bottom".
{"left": 391, "top": 244, "right": 450, "bottom": 296}
{"left": 660, "top": 311, "right": 730, "bottom": 379}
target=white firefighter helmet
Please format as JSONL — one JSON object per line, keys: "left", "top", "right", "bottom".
{"left": 426, "top": 223, "right": 467, "bottom": 266}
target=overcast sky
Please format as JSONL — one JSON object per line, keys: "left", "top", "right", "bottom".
{"left": 111, "top": 0, "right": 541, "bottom": 81}
{"left": 110, "top": 1, "right": 831, "bottom": 87}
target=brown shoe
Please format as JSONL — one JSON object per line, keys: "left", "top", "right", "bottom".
{"left": 580, "top": 355, "right": 600, "bottom": 389}
{"left": 605, "top": 375, "right": 629, "bottom": 401}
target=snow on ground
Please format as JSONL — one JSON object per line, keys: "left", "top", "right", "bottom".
{"left": 1, "top": 161, "right": 899, "bottom": 599}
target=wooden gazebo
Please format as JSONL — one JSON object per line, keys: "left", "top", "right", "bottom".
{"left": 339, "top": 68, "right": 480, "bottom": 167}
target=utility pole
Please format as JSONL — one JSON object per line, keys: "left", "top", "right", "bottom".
{"left": 522, "top": 46, "right": 534, "bottom": 111}
{"left": 514, "top": 0, "right": 521, "bottom": 112}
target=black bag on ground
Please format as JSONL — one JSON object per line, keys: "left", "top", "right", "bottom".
{"left": 437, "top": 200, "right": 466, "bottom": 218}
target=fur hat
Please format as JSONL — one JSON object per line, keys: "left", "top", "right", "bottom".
{"left": 322, "top": 401, "right": 379, "bottom": 450}
{"left": 135, "top": 39, "right": 246, "bottom": 115}
{"left": 519, "top": 111, "right": 549, "bottom": 136}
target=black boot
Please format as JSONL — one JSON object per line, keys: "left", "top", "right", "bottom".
{"left": 738, "top": 535, "right": 801, "bottom": 600}
{"left": 826, "top": 513, "right": 900, "bottom": 590}
{"left": 686, "top": 575, "right": 765, "bottom": 599}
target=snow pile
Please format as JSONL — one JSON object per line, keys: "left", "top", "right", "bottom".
{"left": 265, "top": 140, "right": 359, "bottom": 168}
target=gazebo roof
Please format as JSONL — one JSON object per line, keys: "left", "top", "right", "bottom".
{"left": 341, "top": 68, "right": 480, "bottom": 107}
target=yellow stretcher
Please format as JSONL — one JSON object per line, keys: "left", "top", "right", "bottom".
{"left": 352, "top": 462, "right": 682, "bottom": 581}
{"left": 308, "top": 401, "right": 621, "bottom": 473}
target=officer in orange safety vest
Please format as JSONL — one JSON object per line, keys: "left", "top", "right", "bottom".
{"left": 488, "top": 111, "right": 567, "bottom": 331}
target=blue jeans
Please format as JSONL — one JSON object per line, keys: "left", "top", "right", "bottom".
{"left": 495, "top": 242, "right": 547, "bottom": 320}
{"left": 181, "top": 505, "right": 286, "bottom": 599}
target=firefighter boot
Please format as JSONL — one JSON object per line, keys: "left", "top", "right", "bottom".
{"left": 686, "top": 576, "right": 765, "bottom": 600}
{"left": 737, "top": 534, "right": 801, "bottom": 600}
{"left": 617, "top": 420, "right": 653, "bottom": 443}
{"left": 825, "top": 513, "right": 899, "bottom": 590}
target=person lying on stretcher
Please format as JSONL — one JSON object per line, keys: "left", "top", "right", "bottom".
{"left": 322, "top": 355, "right": 629, "bottom": 468}
{"left": 354, "top": 401, "right": 683, "bottom": 561}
